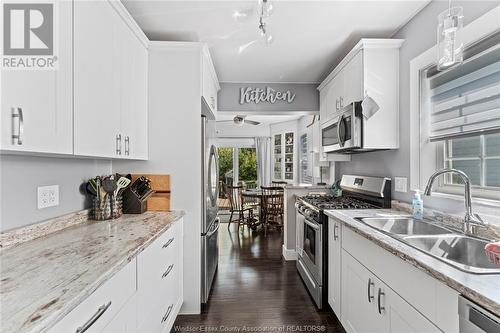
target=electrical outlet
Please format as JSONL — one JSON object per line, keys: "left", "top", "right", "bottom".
{"left": 38, "top": 185, "right": 59, "bottom": 209}
{"left": 394, "top": 177, "right": 408, "bottom": 193}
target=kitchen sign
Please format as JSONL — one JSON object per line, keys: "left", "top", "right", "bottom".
{"left": 239, "top": 86, "right": 296, "bottom": 105}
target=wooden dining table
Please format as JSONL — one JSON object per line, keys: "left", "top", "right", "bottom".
{"left": 241, "top": 190, "right": 282, "bottom": 226}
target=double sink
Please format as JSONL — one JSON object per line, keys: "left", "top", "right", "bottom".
{"left": 356, "top": 217, "right": 500, "bottom": 274}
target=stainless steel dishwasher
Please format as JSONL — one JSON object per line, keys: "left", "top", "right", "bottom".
{"left": 459, "top": 296, "right": 500, "bottom": 333}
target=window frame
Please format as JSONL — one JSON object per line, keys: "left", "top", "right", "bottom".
{"left": 410, "top": 7, "right": 500, "bottom": 204}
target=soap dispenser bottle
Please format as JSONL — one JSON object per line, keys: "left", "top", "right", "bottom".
{"left": 412, "top": 190, "right": 424, "bottom": 220}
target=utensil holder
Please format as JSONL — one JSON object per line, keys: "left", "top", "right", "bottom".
{"left": 122, "top": 187, "right": 150, "bottom": 214}
{"left": 92, "top": 195, "right": 123, "bottom": 220}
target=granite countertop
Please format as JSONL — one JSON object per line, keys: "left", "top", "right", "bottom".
{"left": 0, "top": 211, "right": 185, "bottom": 333}
{"left": 324, "top": 209, "right": 500, "bottom": 316}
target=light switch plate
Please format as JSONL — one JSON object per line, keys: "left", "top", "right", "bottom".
{"left": 38, "top": 185, "right": 59, "bottom": 209}
{"left": 394, "top": 177, "right": 408, "bottom": 193}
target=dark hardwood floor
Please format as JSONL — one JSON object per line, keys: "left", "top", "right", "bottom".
{"left": 172, "top": 220, "right": 346, "bottom": 332}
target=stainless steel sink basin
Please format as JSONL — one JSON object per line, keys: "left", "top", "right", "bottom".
{"left": 356, "top": 217, "right": 500, "bottom": 274}
{"left": 402, "top": 235, "right": 500, "bottom": 274}
{"left": 359, "top": 217, "right": 452, "bottom": 236}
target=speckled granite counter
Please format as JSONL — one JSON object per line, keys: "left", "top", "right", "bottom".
{"left": 324, "top": 209, "right": 500, "bottom": 316}
{"left": 0, "top": 211, "right": 185, "bottom": 333}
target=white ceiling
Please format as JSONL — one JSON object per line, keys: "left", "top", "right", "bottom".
{"left": 123, "top": 0, "right": 430, "bottom": 83}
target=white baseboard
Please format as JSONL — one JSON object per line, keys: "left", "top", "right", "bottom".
{"left": 282, "top": 245, "right": 297, "bottom": 261}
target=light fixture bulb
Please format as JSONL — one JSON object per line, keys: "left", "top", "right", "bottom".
{"left": 437, "top": 6, "right": 463, "bottom": 71}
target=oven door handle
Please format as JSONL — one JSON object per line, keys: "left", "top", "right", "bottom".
{"left": 304, "top": 218, "right": 320, "bottom": 230}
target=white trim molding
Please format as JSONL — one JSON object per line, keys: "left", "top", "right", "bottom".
{"left": 282, "top": 245, "right": 298, "bottom": 261}
{"left": 409, "top": 5, "right": 500, "bottom": 192}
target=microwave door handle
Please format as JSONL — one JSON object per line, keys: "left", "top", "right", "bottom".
{"left": 337, "top": 115, "right": 345, "bottom": 147}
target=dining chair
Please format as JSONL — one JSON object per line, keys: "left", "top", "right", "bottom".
{"left": 260, "top": 186, "right": 285, "bottom": 232}
{"left": 227, "top": 185, "right": 256, "bottom": 231}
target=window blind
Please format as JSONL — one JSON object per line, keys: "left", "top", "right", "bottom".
{"left": 427, "top": 42, "right": 500, "bottom": 142}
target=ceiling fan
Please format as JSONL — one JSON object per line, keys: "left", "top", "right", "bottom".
{"left": 217, "top": 115, "right": 261, "bottom": 126}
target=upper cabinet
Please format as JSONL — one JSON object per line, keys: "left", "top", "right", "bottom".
{"left": 74, "top": 0, "right": 149, "bottom": 159}
{"left": 1, "top": 0, "right": 148, "bottom": 160}
{"left": 201, "top": 47, "right": 220, "bottom": 117}
{"left": 318, "top": 39, "right": 403, "bottom": 150}
{"left": 1, "top": 0, "right": 73, "bottom": 154}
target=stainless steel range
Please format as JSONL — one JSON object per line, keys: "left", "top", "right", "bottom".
{"left": 295, "top": 175, "right": 392, "bottom": 309}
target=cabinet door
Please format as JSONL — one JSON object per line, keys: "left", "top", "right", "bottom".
{"left": 202, "top": 55, "right": 217, "bottom": 116}
{"left": 74, "top": 0, "right": 121, "bottom": 158}
{"left": 328, "top": 219, "right": 342, "bottom": 316}
{"left": 327, "top": 72, "right": 343, "bottom": 118}
{"left": 343, "top": 51, "right": 364, "bottom": 105}
{"left": 381, "top": 283, "right": 441, "bottom": 333}
{"left": 102, "top": 294, "right": 137, "bottom": 333}
{"left": 118, "top": 18, "right": 148, "bottom": 160}
{"left": 341, "top": 251, "right": 386, "bottom": 333}
{"left": 1, "top": 0, "right": 72, "bottom": 154}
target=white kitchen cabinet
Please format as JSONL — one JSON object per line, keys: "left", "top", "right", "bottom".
{"left": 328, "top": 217, "right": 342, "bottom": 316}
{"left": 102, "top": 294, "right": 137, "bottom": 333}
{"left": 342, "top": 51, "right": 364, "bottom": 106}
{"left": 202, "top": 48, "right": 219, "bottom": 117}
{"left": 137, "top": 221, "right": 183, "bottom": 332}
{"left": 272, "top": 132, "right": 296, "bottom": 182}
{"left": 341, "top": 250, "right": 384, "bottom": 333}
{"left": 0, "top": 0, "right": 73, "bottom": 155}
{"left": 48, "top": 259, "right": 136, "bottom": 333}
{"left": 74, "top": 0, "right": 148, "bottom": 159}
{"left": 318, "top": 39, "right": 403, "bottom": 150}
{"left": 49, "top": 219, "right": 184, "bottom": 333}
{"left": 341, "top": 251, "right": 440, "bottom": 333}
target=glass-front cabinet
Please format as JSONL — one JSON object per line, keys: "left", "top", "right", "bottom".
{"left": 273, "top": 132, "right": 295, "bottom": 182}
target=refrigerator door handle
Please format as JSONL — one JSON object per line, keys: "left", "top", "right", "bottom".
{"left": 206, "top": 217, "right": 220, "bottom": 237}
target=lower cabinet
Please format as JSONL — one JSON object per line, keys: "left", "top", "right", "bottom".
{"left": 327, "top": 217, "right": 342, "bottom": 316}
{"left": 49, "top": 219, "right": 183, "bottom": 333}
{"left": 341, "top": 251, "right": 440, "bottom": 333}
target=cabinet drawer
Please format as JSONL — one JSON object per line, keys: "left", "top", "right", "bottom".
{"left": 49, "top": 259, "right": 136, "bottom": 333}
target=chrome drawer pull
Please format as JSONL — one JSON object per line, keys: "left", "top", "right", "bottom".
{"left": 377, "top": 288, "right": 385, "bottom": 315}
{"left": 333, "top": 224, "right": 339, "bottom": 240}
{"left": 75, "top": 301, "right": 112, "bottom": 333}
{"left": 162, "top": 238, "right": 174, "bottom": 248}
{"left": 11, "top": 107, "right": 23, "bottom": 145}
{"left": 367, "top": 278, "right": 374, "bottom": 303}
{"left": 124, "top": 136, "right": 130, "bottom": 156}
{"left": 116, "top": 134, "right": 122, "bottom": 155}
{"left": 162, "top": 264, "right": 174, "bottom": 278}
{"left": 161, "top": 304, "right": 173, "bottom": 323}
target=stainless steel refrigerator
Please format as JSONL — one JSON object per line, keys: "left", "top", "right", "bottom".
{"left": 201, "top": 114, "right": 220, "bottom": 304}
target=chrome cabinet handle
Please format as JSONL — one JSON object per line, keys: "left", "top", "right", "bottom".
{"left": 340, "top": 96, "right": 343, "bottom": 107}
{"left": 161, "top": 304, "right": 173, "bottom": 323}
{"left": 11, "top": 107, "right": 23, "bottom": 145}
{"left": 75, "top": 301, "right": 112, "bottom": 333}
{"left": 161, "top": 264, "right": 174, "bottom": 278}
{"left": 377, "top": 288, "right": 385, "bottom": 314}
{"left": 162, "top": 238, "right": 174, "bottom": 248}
{"left": 210, "top": 96, "right": 215, "bottom": 109}
{"left": 367, "top": 278, "right": 374, "bottom": 303}
{"left": 335, "top": 99, "right": 339, "bottom": 111}
{"left": 333, "top": 224, "right": 339, "bottom": 241}
{"left": 124, "top": 136, "right": 130, "bottom": 156}
{"left": 116, "top": 134, "right": 122, "bottom": 155}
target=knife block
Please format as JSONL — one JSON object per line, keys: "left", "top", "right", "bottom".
{"left": 122, "top": 188, "right": 148, "bottom": 214}
{"left": 131, "top": 174, "right": 171, "bottom": 211}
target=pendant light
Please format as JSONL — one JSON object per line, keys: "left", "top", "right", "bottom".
{"left": 437, "top": 0, "right": 464, "bottom": 71}
{"left": 259, "top": 0, "right": 273, "bottom": 18}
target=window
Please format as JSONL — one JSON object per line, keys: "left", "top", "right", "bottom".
{"left": 419, "top": 33, "right": 500, "bottom": 200}
{"left": 238, "top": 147, "right": 257, "bottom": 189}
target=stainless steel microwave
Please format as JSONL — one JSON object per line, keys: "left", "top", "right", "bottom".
{"left": 321, "top": 101, "right": 363, "bottom": 153}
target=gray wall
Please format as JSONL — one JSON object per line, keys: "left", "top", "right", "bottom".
{"left": 0, "top": 155, "right": 111, "bottom": 231}
{"left": 336, "top": 1, "right": 499, "bottom": 217}
{"left": 219, "top": 82, "right": 319, "bottom": 113}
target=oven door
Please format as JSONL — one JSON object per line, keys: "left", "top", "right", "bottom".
{"left": 301, "top": 217, "right": 323, "bottom": 284}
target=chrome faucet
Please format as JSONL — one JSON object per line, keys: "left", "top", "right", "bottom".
{"left": 424, "top": 168, "right": 487, "bottom": 235}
